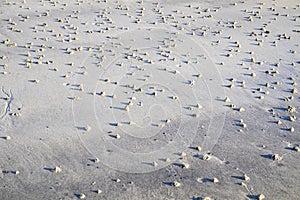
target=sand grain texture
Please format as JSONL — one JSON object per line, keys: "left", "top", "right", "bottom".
{"left": 0, "top": 0, "right": 299, "bottom": 199}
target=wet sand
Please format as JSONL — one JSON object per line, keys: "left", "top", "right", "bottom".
{"left": 0, "top": 0, "right": 299, "bottom": 199}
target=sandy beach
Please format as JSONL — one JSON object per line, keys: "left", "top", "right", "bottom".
{"left": 0, "top": 0, "right": 299, "bottom": 199}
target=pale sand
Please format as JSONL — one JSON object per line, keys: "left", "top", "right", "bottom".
{"left": 0, "top": 0, "right": 299, "bottom": 199}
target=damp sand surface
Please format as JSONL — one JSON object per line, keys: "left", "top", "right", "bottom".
{"left": 0, "top": 0, "right": 300, "bottom": 199}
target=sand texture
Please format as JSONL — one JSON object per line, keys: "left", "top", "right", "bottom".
{"left": 0, "top": 0, "right": 299, "bottom": 199}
